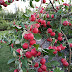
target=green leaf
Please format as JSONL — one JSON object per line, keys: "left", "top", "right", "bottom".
{"left": 35, "top": 0, "right": 40, "bottom": 2}
{"left": 50, "top": 61, "right": 60, "bottom": 66}
{"left": 15, "top": 51, "right": 20, "bottom": 55}
{"left": 62, "top": 0, "right": 64, "bottom": 2}
{"left": 58, "top": 51, "right": 62, "bottom": 56}
{"left": 21, "top": 57, "right": 28, "bottom": 68}
{"left": 30, "top": 0, "right": 34, "bottom": 8}
{"left": 34, "top": 33, "right": 42, "bottom": 40}
{"left": 5, "top": 1, "right": 10, "bottom": 5}
{"left": 53, "top": 67, "right": 60, "bottom": 72}
{"left": 51, "top": 38, "right": 55, "bottom": 45}
{"left": 20, "top": 23, "right": 25, "bottom": 28}
{"left": 0, "top": 6, "right": 2, "bottom": 10}
{"left": 7, "top": 58, "right": 15, "bottom": 64}
{"left": 33, "top": 44, "right": 40, "bottom": 50}
{"left": 22, "top": 14, "right": 29, "bottom": 19}
{"left": 68, "top": 39, "right": 72, "bottom": 43}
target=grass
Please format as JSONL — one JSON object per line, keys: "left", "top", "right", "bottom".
{"left": 0, "top": 31, "right": 15, "bottom": 72}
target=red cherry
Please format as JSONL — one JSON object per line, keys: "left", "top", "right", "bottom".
{"left": 43, "top": 0, "right": 46, "bottom": 3}
{"left": 43, "top": 24, "right": 47, "bottom": 27}
{"left": 63, "top": 21, "right": 69, "bottom": 26}
{"left": 47, "top": 28, "right": 52, "bottom": 33}
{"left": 53, "top": 46, "right": 57, "bottom": 50}
{"left": 16, "top": 49, "right": 21, "bottom": 54}
{"left": 58, "top": 33, "right": 63, "bottom": 37}
{"left": 57, "top": 46, "right": 61, "bottom": 51}
{"left": 41, "top": 65, "right": 46, "bottom": 71}
{"left": 69, "top": 22, "right": 71, "bottom": 26}
{"left": 50, "top": 32, "right": 55, "bottom": 36}
{"left": 28, "top": 33, "right": 34, "bottom": 40}
{"left": 25, "top": 51, "right": 32, "bottom": 58}
{"left": 53, "top": 51, "right": 57, "bottom": 54}
{"left": 34, "top": 62, "right": 39, "bottom": 67}
{"left": 41, "top": 20, "right": 46, "bottom": 25}
{"left": 11, "top": 43, "right": 14, "bottom": 48}
{"left": 3, "top": 3, "right": 7, "bottom": 7}
{"left": 30, "top": 15, "right": 36, "bottom": 21}
{"left": 38, "top": 68, "right": 43, "bottom": 72}
{"left": 38, "top": 19, "right": 42, "bottom": 23}
{"left": 47, "top": 21, "right": 50, "bottom": 25}
{"left": 40, "top": 58, "right": 46, "bottom": 65}
{"left": 60, "top": 44, "right": 66, "bottom": 50}
{"left": 30, "top": 40, "right": 36, "bottom": 45}
{"left": 42, "top": 7, "right": 44, "bottom": 10}
{"left": 32, "top": 28, "right": 38, "bottom": 33}
{"left": 22, "top": 43, "right": 28, "bottom": 49}
{"left": 37, "top": 52, "right": 41, "bottom": 56}
{"left": 24, "top": 34, "right": 28, "bottom": 40}
{"left": 63, "top": 3, "right": 69, "bottom": 6}
{"left": 13, "top": 21, "right": 15, "bottom": 25}
{"left": 51, "top": 14, "right": 54, "bottom": 18}
{"left": 63, "top": 61, "right": 69, "bottom": 67}
{"left": 61, "top": 58, "right": 66, "bottom": 63}
{"left": 48, "top": 46, "right": 53, "bottom": 49}
{"left": 37, "top": 14, "right": 39, "bottom": 18}
{"left": 35, "top": 23, "right": 40, "bottom": 28}
{"left": 14, "top": 69, "right": 19, "bottom": 72}
{"left": 70, "top": 43, "right": 72, "bottom": 47}
{"left": 58, "top": 36, "right": 63, "bottom": 41}
{"left": 47, "top": 38, "right": 52, "bottom": 42}
{"left": 40, "top": 9, "right": 43, "bottom": 13}
{"left": 31, "top": 48, "right": 37, "bottom": 56}
{"left": 46, "top": 14, "right": 49, "bottom": 18}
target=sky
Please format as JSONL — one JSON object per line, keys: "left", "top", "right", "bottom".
{"left": 2, "top": 0, "right": 71, "bottom": 14}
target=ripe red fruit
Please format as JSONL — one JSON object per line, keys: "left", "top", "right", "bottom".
{"left": 3, "top": 3, "right": 7, "bottom": 7}
{"left": 61, "top": 58, "right": 66, "bottom": 63}
{"left": 63, "top": 3, "right": 69, "bottom": 6}
{"left": 63, "top": 61, "right": 69, "bottom": 67}
{"left": 28, "top": 33, "right": 34, "bottom": 40}
{"left": 53, "top": 46, "right": 57, "bottom": 50}
{"left": 30, "top": 15, "right": 36, "bottom": 21}
{"left": 58, "top": 33, "right": 63, "bottom": 37}
{"left": 55, "top": 39, "right": 58, "bottom": 43}
{"left": 0, "top": 0, "right": 4, "bottom": 5}
{"left": 22, "top": 43, "right": 28, "bottom": 49}
{"left": 32, "top": 28, "right": 38, "bottom": 33}
{"left": 58, "top": 36, "right": 63, "bottom": 41}
{"left": 47, "top": 14, "right": 49, "bottom": 18}
{"left": 35, "top": 23, "right": 40, "bottom": 28}
{"left": 40, "top": 58, "right": 46, "bottom": 65}
{"left": 24, "top": 34, "right": 28, "bottom": 40}
{"left": 40, "top": 9, "right": 43, "bottom": 13}
{"left": 53, "top": 51, "right": 57, "bottom": 54}
{"left": 13, "top": 21, "right": 15, "bottom": 25}
{"left": 30, "top": 40, "right": 36, "bottom": 45}
{"left": 37, "top": 52, "right": 41, "bottom": 56}
{"left": 38, "top": 19, "right": 42, "bottom": 23}
{"left": 51, "top": 14, "right": 54, "bottom": 18}
{"left": 63, "top": 21, "right": 69, "bottom": 26}
{"left": 38, "top": 68, "right": 43, "bottom": 72}
{"left": 48, "top": 46, "right": 53, "bottom": 49}
{"left": 47, "top": 38, "right": 52, "bottom": 42}
{"left": 57, "top": 46, "right": 61, "bottom": 51}
{"left": 50, "top": 32, "right": 55, "bottom": 36}
{"left": 16, "top": 49, "right": 21, "bottom": 54}
{"left": 42, "top": 7, "right": 44, "bottom": 10}
{"left": 43, "top": 0, "right": 46, "bottom": 3}
{"left": 34, "top": 62, "right": 39, "bottom": 67}
{"left": 14, "top": 69, "right": 18, "bottom": 72}
{"left": 70, "top": 43, "right": 72, "bottom": 47}
{"left": 47, "top": 28, "right": 52, "bottom": 33}
{"left": 41, "top": 20, "right": 46, "bottom": 25}
{"left": 60, "top": 44, "right": 66, "bottom": 50}
{"left": 43, "top": 24, "right": 47, "bottom": 27}
{"left": 31, "top": 48, "right": 37, "bottom": 56}
{"left": 11, "top": 43, "right": 14, "bottom": 48}
{"left": 47, "top": 21, "right": 50, "bottom": 25}
{"left": 25, "top": 51, "right": 32, "bottom": 58}
{"left": 37, "top": 14, "right": 39, "bottom": 18}
{"left": 69, "top": 22, "right": 71, "bottom": 26}
{"left": 41, "top": 65, "right": 46, "bottom": 71}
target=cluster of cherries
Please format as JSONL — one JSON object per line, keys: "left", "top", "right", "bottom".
{"left": 0, "top": 0, "right": 19, "bottom": 7}
{"left": 61, "top": 58, "right": 69, "bottom": 67}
